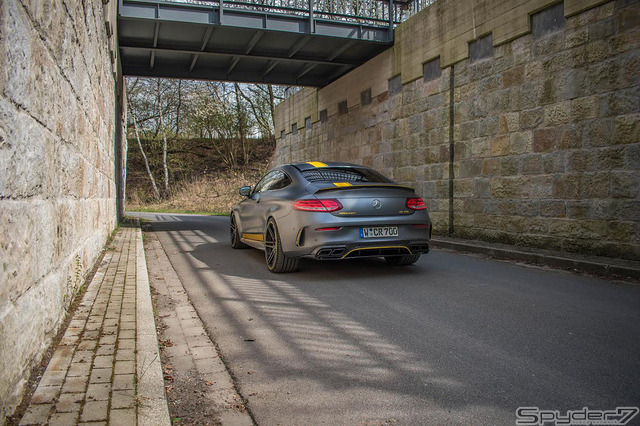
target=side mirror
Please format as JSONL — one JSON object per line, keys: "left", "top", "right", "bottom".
{"left": 239, "top": 186, "right": 251, "bottom": 197}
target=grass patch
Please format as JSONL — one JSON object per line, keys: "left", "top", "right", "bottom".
{"left": 129, "top": 207, "right": 230, "bottom": 216}
{"left": 127, "top": 168, "right": 265, "bottom": 216}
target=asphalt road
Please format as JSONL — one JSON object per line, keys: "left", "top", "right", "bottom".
{"left": 133, "top": 212, "right": 640, "bottom": 425}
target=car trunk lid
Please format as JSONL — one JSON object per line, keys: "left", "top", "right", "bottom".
{"left": 309, "top": 185, "right": 418, "bottom": 217}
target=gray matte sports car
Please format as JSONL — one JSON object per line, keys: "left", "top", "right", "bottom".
{"left": 230, "top": 161, "right": 432, "bottom": 272}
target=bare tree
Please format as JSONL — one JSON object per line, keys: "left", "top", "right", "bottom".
{"left": 176, "top": 79, "right": 183, "bottom": 136}
{"left": 157, "top": 82, "right": 170, "bottom": 198}
{"left": 236, "top": 84, "right": 278, "bottom": 140}
{"left": 127, "top": 80, "right": 161, "bottom": 201}
{"left": 234, "top": 83, "right": 251, "bottom": 165}
{"left": 127, "top": 77, "right": 285, "bottom": 191}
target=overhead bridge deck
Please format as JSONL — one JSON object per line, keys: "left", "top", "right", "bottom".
{"left": 118, "top": 0, "right": 403, "bottom": 86}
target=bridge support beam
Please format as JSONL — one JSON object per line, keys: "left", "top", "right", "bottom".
{"left": 118, "top": 0, "right": 393, "bottom": 86}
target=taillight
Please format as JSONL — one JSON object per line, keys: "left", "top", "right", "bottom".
{"left": 315, "top": 227, "right": 342, "bottom": 231}
{"left": 293, "top": 199, "right": 343, "bottom": 212}
{"left": 406, "top": 198, "right": 426, "bottom": 210}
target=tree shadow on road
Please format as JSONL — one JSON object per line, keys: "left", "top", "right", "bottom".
{"left": 135, "top": 213, "right": 640, "bottom": 424}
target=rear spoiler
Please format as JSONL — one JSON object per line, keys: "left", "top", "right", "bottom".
{"left": 312, "top": 183, "right": 416, "bottom": 193}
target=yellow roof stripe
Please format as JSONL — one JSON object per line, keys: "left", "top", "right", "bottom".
{"left": 334, "top": 182, "right": 352, "bottom": 187}
{"left": 307, "top": 161, "right": 328, "bottom": 168}
{"left": 316, "top": 184, "right": 414, "bottom": 192}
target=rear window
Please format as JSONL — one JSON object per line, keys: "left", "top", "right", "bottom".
{"left": 301, "top": 167, "right": 393, "bottom": 184}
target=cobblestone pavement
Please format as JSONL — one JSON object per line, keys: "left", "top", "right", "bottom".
{"left": 19, "top": 226, "right": 169, "bottom": 425}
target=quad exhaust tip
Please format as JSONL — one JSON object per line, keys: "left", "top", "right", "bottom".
{"left": 316, "top": 247, "right": 346, "bottom": 258}
{"left": 316, "top": 244, "right": 428, "bottom": 260}
{"left": 410, "top": 244, "right": 430, "bottom": 254}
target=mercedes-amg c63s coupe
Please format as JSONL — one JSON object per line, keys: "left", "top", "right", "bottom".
{"left": 230, "top": 162, "right": 432, "bottom": 272}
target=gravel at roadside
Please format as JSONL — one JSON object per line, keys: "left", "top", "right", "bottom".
{"left": 144, "top": 231, "right": 254, "bottom": 426}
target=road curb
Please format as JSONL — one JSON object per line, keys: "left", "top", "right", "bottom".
{"left": 430, "top": 237, "right": 640, "bottom": 281}
{"left": 135, "top": 225, "right": 172, "bottom": 426}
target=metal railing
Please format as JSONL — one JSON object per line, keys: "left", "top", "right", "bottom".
{"left": 167, "top": 0, "right": 435, "bottom": 27}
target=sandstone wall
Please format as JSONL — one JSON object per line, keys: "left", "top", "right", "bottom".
{"left": 274, "top": 0, "right": 640, "bottom": 260}
{"left": 0, "top": 0, "right": 119, "bottom": 417}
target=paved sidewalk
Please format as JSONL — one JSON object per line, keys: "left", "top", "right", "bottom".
{"left": 146, "top": 232, "right": 253, "bottom": 425}
{"left": 19, "top": 226, "right": 170, "bottom": 425}
{"left": 431, "top": 236, "right": 640, "bottom": 281}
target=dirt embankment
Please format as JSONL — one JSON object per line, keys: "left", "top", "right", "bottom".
{"left": 127, "top": 137, "right": 274, "bottom": 213}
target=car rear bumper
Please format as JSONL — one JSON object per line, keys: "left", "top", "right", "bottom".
{"left": 303, "top": 240, "right": 430, "bottom": 260}
{"left": 278, "top": 211, "right": 432, "bottom": 259}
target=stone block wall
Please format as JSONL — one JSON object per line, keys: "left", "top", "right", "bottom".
{"left": 0, "top": 0, "right": 119, "bottom": 418}
{"left": 274, "top": 0, "right": 640, "bottom": 260}
{"left": 451, "top": 1, "right": 639, "bottom": 257}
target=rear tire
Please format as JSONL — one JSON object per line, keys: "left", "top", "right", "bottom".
{"left": 385, "top": 254, "right": 421, "bottom": 265}
{"left": 230, "top": 214, "right": 249, "bottom": 249}
{"left": 265, "top": 218, "right": 299, "bottom": 273}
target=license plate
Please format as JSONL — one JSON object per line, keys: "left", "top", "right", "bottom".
{"left": 360, "top": 226, "right": 398, "bottom": 238}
